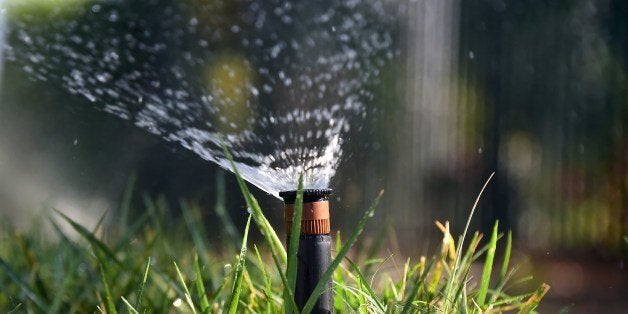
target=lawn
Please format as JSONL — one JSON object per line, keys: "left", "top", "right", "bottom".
{"left": 0, "top": 169, "right": 548, "bottom": 313}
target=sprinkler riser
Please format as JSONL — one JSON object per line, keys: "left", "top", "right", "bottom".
{"left": 280, "top": 189, "right": 334, "bottom": 314}
{"left": 287, "top": 234, "right": 333, "bottom": 313}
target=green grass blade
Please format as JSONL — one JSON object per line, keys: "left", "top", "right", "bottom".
{"left": 215, "top": 171, "right": 241, "bottom": 246}
{"left": 333, "top": 231, "right": 347, "bottom": 311}
{"left": 0, "top": 256, "right": 48, "bottom": 310}
{"left": 518, "top": 283, "right": 550, "bottom": 314}
{"left": 443, "top": 172, "right": 494, "bottom": 312}
{"left": 227, "top": 214, "right": 252, "bottom": 314}
{"left": 99, "top": 263, "right": 118, "bottom": 314}
{"left": 142, "top": 195, "right": 175, "bottom": 256}
{"left": 499, "top": 230, "right": 512, "bottom": 282}
{"left": 91, "top": 209, "right": 108, "bottom": 235}
{"left": 112, "top": 210, "right": 151, "bottom": 253}
{"left": 345, "top": 257, "right": 385, "bottom": 312}
{"left": 363, "top": 223, "right": 390, "bottom": 275}
{"left": 254, "top": 245, "right": 273, "bottom": 310}
{"left": 53, "top": 208, "right": 123, "bottom": 267}
{"left": 13, "top": 236, "right": 50, "bottom": 306}
{"left": 119, "top": 173, "right": 136, "bottom": 236}
{"left": 285, "top": 173, "right": 304, "bottom": 314}
{"left": 194, "top": 254, "right": 211, "bottom": 314}
{"left": 135, "top": 256, "right": 151, "bottom": 310}
{"left": 270, "top": 249, "right": 299, "bottom": 311}
{"left": 121, "top": 296, "right": 140, "bottom": 314}
{"left": 222, "top": 145, "right": 287, "bottom": 262}
{"left": 477, "top": 221, "right": 499, "bottom": 307}
{"left": 7, "top": 303, "right": 23, "bottom": 313}
{"left": 47, "top": 266, "right": 76, "bottom": 313}
{"left": 400, "top": 258, "right": 435, "bottom": 314}
{"left": 174, "top": 261, "right": 198, "bottom": 314}
{"left": 181, "top": 201, "right": 215, "bottom": 290}
{"left": 302, "top": 190, "right": 384, "bottom": 314}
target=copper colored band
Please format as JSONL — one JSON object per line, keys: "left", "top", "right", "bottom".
{"left": 284, "top": 201, "right": 330, "bottom": 235}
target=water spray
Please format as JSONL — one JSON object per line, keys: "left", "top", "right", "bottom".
{"left": 279, "top": 188, "right": 333, "bottom": 313}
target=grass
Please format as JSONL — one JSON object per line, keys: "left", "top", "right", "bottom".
{"left": 0, "top": 168, "right": 549, "bottom": 313}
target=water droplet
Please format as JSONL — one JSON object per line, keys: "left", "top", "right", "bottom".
{"left": 96, "top": 73, "right": 110, "bottom": 83}
{"left": 108, "top": 11, "right": 119, "bottom": 23}
{"left": 172, "top": 298, "right": 183, "bottom": 307}
{"left": 223, "top": 264, "right": 232, "bottom": 275}
{"left": 85, "top": 93, "right": 96, "bottom": 102}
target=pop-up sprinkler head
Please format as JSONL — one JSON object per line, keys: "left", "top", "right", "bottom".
{"left": 279, "top": 188, "right": 332, "bottom": 235}
{"left": 279, "top": 188, "right": 334, "bottom": 313}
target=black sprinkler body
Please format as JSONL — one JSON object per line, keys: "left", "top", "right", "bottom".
{"left": 279, "top": 189, "right": 333, "bottom": 314}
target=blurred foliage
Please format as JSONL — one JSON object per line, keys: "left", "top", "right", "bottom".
{"left": 455, "top": 0, "right": 626, "bottom": 253}
{"left": 0, "top": 0, "right": 625, "bottom": 258}
{"left": 205, "top": 53, "right": 257, "bottom": 132}
{"left": 4, "top": 0, "right": 88, "bottom": 20}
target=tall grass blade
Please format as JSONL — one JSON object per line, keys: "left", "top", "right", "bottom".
{"left": 270, "top": 251, "right": 299, "bottom": 311}
{"left": 174, "top": 261, "right": 198, "bottom": 314}
{"left": 112, "top": 211, "right": 151, "bottom": 253}
{"left": 518, "top": 283, "right": 550, "bottom": 314}
{"left": 119, "top": 173, "right": 136, "bottom": 235}
{"left": 222, "top": 145, "right": 287, "bottom": 262}
{"left": 477, "top": 221, "right": 499, "bottom": 307}
{"left": 400, "top": 258, "right": 435, "bottom": 314}
{"left": 7, "top": 303, "right": 23, "bottom": 314}
{"left": 285, "top": 174, "right": 304, "bottom": 314}
{"left": 253, "top": 245, "right": 273, "bottom": 310}
{"left": 499, "top": 230, "right": 512, "bottom": 282}
{"left": 227, "top": 214, "right": 252, "bottom": 314}
{"left": 181, "top": 201, "right": 215, "bottom": 290}
{"left": 135, "top": 256, "right": 151, "bottom": 310}
{"left": 302, "top": 190, "right": 384, "bottom": 314}
{"left": 215, "top": 171, "right": 241, "bottom": 245}
{"left": 194, "top": 254, "right": 211, "bottom": 314}
{"left": 99, "top": 264, "right": 118, "bottom": 314}
{"left": 13, "top": 236, "right": 50, "bottom": 306}
{"left": 333, "top": 231, "right": 347, "bottom": 311}
{"left": 121, "top": 296, "right": 139, "bottom": 314}
{"left": 363, "top": 223, "right": 390, "bottom": 275}
{"left": 345, "top": 257, "right": 385, "bottom": 312}
{"left": 53, "top": 208, "right": 123, "bottom": 267}
{"left": 0, "top": 256, "right": 48, "bottom": 310}
{"left": 48, "top": 267, "right": 76, "bottom": 313}
{"left": 91, "top": 209, "right": 108, "bottom": 235}
{"left": 142, "top": 195, "right": 175, "bottom": 256}
{"left": 443, "top": 172, "right": 494, "bottom": 312}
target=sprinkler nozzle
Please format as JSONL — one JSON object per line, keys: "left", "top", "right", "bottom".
{"left": 279, "top": 189, "right": 332, "bottom": 235}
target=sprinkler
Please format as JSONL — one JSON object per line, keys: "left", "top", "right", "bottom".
{"left": 279, "top": 188, "right": 333, "bottom": 313}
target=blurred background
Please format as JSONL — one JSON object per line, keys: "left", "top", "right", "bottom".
{"left": 0, "top": 0, "right": 626, "bottom": 312}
